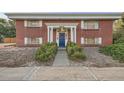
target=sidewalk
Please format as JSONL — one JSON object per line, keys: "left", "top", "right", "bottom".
{"left": 53, "top": 50, "right": 70, "bottom": 66}
{"left": 0, "top": 67, "right": 124, "bottom": 80}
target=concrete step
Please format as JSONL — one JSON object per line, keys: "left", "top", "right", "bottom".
{"left": 58, "top": 48, "right": 66, "bottom": 51}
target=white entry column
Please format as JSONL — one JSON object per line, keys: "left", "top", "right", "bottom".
{"left": 70, "top": 26, "right": 76, "bottom": 43}
{"left": 47, "top": 26, "right": 53, "bottom": 42}
{"left": 70, "top": 27, "right": 73, "bottom": 42}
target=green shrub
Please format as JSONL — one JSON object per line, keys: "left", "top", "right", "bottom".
{"left": 100, "top": 43, "right": 124, "bottom": 62}
{"left": 71, "top": 51, "right": 86, "bottom": 60}
{"left": 114, "top": 37, "right": 124, "bottom": 44}
{"left": 66, "top": 42, "right": 86, "bottom": 61}
{"left": 113, "top": 30, "right": 124, "bottom": 44}
{"left": 35, "top": 42, "right": 58, "bottom": 62}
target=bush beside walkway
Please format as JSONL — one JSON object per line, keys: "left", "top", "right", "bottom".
{"left": 35, "top": 42, "right": 58, "bottom": 62}
{"left": 66, "top": 42, "right": 86, "bottom": 61}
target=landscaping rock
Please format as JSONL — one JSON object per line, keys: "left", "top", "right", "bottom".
{"left": 69, "top": 47, "right": 124, "bottom": 67}
{"left": 0, "top": 47, "right": 53, "bottom": 67}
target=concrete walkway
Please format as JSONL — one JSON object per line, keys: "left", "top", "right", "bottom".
{"left": 1, "top": 67, "right": 124, "bottom": 80}
{"left": 53, "top": 50, "right": 69, "bottom": 66}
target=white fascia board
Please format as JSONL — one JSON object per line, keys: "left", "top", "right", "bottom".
{"left": 7, "top": 15, "right": 121, "bottom": 19}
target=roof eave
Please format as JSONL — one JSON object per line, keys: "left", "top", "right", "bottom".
{"left": 5, "top": 12, "right": 122, "bottom": 20}
{"left": 7, "top": 16, "right": 121, "bottom": 20}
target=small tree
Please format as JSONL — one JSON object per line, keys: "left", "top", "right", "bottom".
{"left": 0, "top": 18, "right": 16, "bottom": 42}
{"left": 113, "top": 13, "right": 124, "bottom": 44}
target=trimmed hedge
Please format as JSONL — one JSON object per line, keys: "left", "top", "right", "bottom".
{"left": 35, "top": 42, "right": 58, "bottom": 62}
{"left": 99, "top": 43, "right": 124, "bottom": 63}
{"left": 66, "top": 42, "right": 86, "bottom": 61}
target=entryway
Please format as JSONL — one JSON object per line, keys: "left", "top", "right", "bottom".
{"left": 46, "top": 23, "right": 77, "bottom": 47}
{"left": 59, "top": 33, "right": 65, "bottom": 47}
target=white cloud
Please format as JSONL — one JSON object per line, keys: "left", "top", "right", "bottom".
{"left": 0, "top": 0, "right": 124, "bottom": 12}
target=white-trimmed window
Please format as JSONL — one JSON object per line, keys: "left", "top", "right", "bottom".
{"left": 81, "top": 37, "right": 102, "bottom": 45}
{"left": 24, "top": 20, "right": 42, "bottom": 27}
{"left": 81, "top": 21, "right": 99, "bottom": 29}
{"left": 84, "top": 38, "right": 95, "bottom": 44}
{"left": 24, "top": 37, "right": 42, "bottom": 45}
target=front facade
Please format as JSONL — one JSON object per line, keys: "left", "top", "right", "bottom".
{"left": 6, "top": 12, "right": 121, "bottom": 47}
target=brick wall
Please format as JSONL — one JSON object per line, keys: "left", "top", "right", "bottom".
{"left": 80, "top": 20, "right": 113, "bottom": 46}
{"left": 16, "top": 19, "right": 113, "bottom": 47}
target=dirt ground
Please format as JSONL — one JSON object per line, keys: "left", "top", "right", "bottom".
{"left": 0, "top": 47, "right": 53, "bottom": 67}
{"left": 0, "top": 47, "right": 124, "bottom": 67}
{"left": 70, "top": 47, "right": 124, "bottom": 67}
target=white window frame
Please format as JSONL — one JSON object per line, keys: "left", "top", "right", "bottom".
{"left": 98, "top": 37, "right": 102, "bottom": 44}
{"left": 81, "top": 37, "right": 84, "bottom": 44}
{"left": 24, "top": 37, "right": 28, "bottom": 45}
{"left": 24, "top": 20, "right": 42, "bottom": 27}
{"left": 81, "top": 37, "right": 102, "bottom": 45}
{"left": 24, "top": 37, "right": 42, "bottom": 45}
{"left": 81, "top": 21, "right": 99, "bottom": 30}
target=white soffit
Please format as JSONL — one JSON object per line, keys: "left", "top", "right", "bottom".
{"left": 6, "top": 16, "right": 121, "bottom": 19}
{"left": 5, "top": 12, "right": 122, "bottom": 19}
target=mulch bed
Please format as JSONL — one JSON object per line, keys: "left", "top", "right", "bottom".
{"left": 0, "top": 47, "right": 53, "bottom": 67}
{"left": 69, "top": 47, "right": 124, "bottom": 67}
{"left": 1, "top": 47, "right": 124, "bottom": 67}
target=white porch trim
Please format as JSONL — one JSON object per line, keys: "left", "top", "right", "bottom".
{"left": 56, "top": 31, "right": 59, "bottom": 46}
{"left": 74, "top": 27, "right": 76, "bottom": 43}
{"left": 47, "top": 24, "right": 77, "bottom": 47}
{"left": 45, "top": 23, "right": 78, "bottom": 26}
{"left": 70, "top": 27, "right": 73, "bottom": 42}
{"left": 47, "top": 26, "right": 53, "bottom": 42}
{"left": 70, "top": 26, "right": 76, "bottom": 43}
{"left": 50, "top": 27, "right": 53, "bottom": 42}
{"left": 47, "top": 26, "right": 50, "bottom": 42}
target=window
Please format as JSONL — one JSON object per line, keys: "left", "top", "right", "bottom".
{"left": 81, "top": 21, "right": 99, "bottom": 29}
{"left": 85, "top": 38, "right": 95, "bottom": 44}
{"left": 24, "top": 37, "right": 42, "bottom": 45}
{"left": 24, "top": 20, "right": 42, "bottom": 27}
{"left": 81, "top": 37, "right": 102, "bottom": 45}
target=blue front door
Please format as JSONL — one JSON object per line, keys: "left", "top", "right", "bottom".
{"left": 59, "top": 33, "right": 65, "bottom": 47}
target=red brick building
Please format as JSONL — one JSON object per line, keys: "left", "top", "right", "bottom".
{"left": 6, "top": 12, "right": 121, "bottom": 47}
